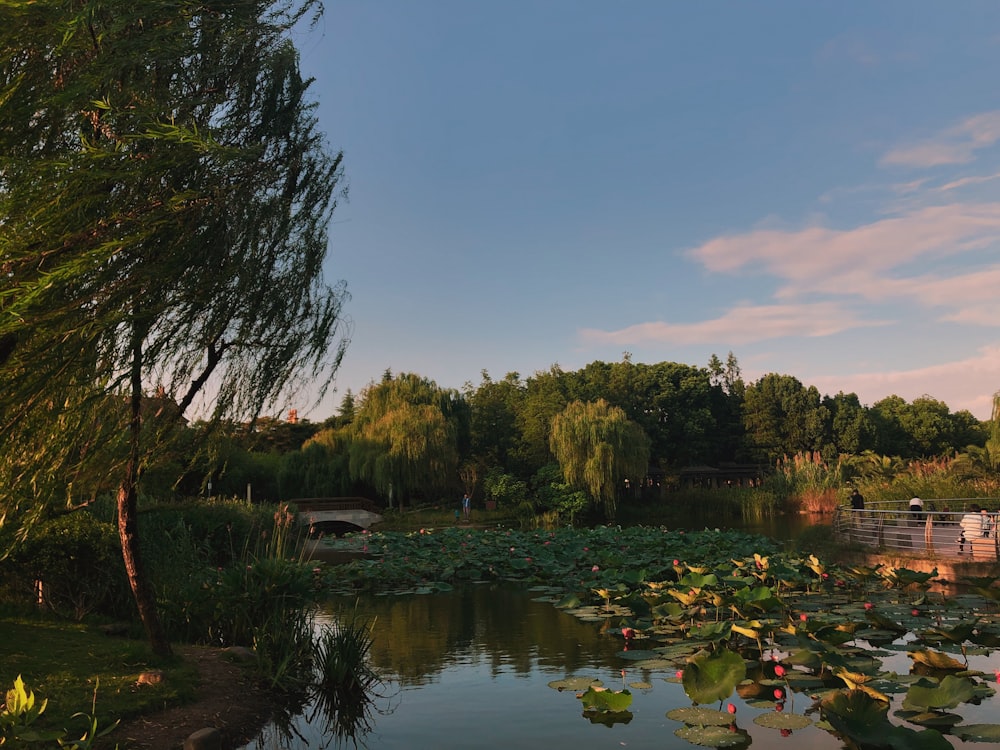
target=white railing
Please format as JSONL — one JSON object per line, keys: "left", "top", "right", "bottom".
{"left": 832, "top": 499, "right": 1000, "bottom": 560}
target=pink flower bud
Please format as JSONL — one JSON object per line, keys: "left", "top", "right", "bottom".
{"left": 727, "top": 703, "right": 737, "bottom": 715}
{"left": 864, "top": 602, "right": 873, "bottom": 610}
{"left": 774, "top": 665, "right": 786, "bottom": 678}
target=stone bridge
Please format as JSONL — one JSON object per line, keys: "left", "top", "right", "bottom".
{"left": 289, "top": 497, "right": 383, "bottom": 537}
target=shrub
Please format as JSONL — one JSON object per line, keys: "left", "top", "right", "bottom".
{"left": 11, "top": 513, "right": 131, "bottom": 621}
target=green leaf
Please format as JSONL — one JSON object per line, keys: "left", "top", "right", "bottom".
{"left": 674, "top": 724, "right": 751, "bottom": 748}
{"left": 909, "top": 649, "right": 967, "bottom": 671}
{"left": 577, "top": 686, "right": 633, "bottom": 712}
{"left": 951, "top": 723, "right": 1000, "bottom": 742}
{"left": 903, "top": 675, "right": 977, "bottom": 711}
{"left": 682, "top": 649, "right": 747, "bottom": 705}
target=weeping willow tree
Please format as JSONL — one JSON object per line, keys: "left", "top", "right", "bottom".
{"left": 0, "top": 0, "right": 349, "bottom": 656}
{"left": 335, "top": 373, "right": 468, "bottom": 508}
{"left": 549, "top": 399, "right": 650, "bottom": 521}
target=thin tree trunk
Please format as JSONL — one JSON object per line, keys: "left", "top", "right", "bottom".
{"left": 119, "top": 320, "right": 172, "bottom": 658}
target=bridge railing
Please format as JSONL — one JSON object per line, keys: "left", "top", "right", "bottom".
{"left": 832, "top": 498, "right": 1000, "bottom": 560}
{"left": 288, "top": 497, "right": 381, "bottom": 514}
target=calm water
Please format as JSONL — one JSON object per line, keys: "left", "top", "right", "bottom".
{"left": 239, "top": 581, "right": 1000, "bottom": 750}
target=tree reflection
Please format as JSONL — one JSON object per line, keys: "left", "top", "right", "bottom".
{"left": 324, "top": 584, "right": 621, "bottom": 686}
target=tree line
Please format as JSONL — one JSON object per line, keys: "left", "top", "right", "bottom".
{"left": 171, "top": 356, "right": 995, "bottom": 521}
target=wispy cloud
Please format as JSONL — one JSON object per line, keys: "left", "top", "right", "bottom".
{"left": 805, "top": 344, "right": 1000, "bottom": 419}
{"left": 578, "top": 302, "right": 887, "bottom": 347}
{"left": 881, "top": 111, "right": 1000, "bottom": 167}
{"left": 686, "top": 203, "right": 1000, "bottom": 306}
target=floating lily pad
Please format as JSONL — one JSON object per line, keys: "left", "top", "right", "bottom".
{"left": 752, "top": 712, "right": 813, "bottom": 730}
{"left": 629, "top": 658, "right": 676, "bottom": 670}
{"left": 628, "top": 680, "right": 653, "bottom": 690}
{"left": 547, "top": 677, "right": 602, "bottom": 691}
{"left": 619, "top": 649, "right": 662, "bottom": 661}
{"left": 674, "top": 724, "right": 750, "bottom": 748}
{"left": 894, "top": 710, "right": 963, "bottom": 727}
{"left": 951, "top": 723, "right": 1000, "bottom": 742}
{"left": 666, "top": 707, "right": 733, "bottom": 726}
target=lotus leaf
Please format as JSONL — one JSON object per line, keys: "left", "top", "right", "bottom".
{"left": 618, "top": 649, "right": 661, "bottom": 661}
{"left": 666, "top": 706, "right": 732, "bottom": 725}
{"left": 821, "top": 689, "right": 952, "bottom": 750}
{"left": 893, "top": 709, "right": 964, "bottom": 727}
{"left": 674, "top": 724, "right": 750, "bottom": 748}
{"left": 903, "top": 674, "right": 977, "bottom": 711}
{"left": 577, "top": 685, "right": 633, "bottom": 713}
{"left": 682, "top": 649, "right": 747, "bottom": 705}
{"left": 690, "top": 621, "right": 732, "bottom": 642}
{"left": 752, "top": 712, "right": 812, "bottom": 730}
{"left": 547, "top": 677, "right": 602, "bottom": 691}
{"left": 909, "top": 649, "right": 967, "bottom": 671}
{"left": 951, "top": 723, "right": 1000, "bottom": 742}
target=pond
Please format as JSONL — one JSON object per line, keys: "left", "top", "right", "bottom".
{"left": 240, "top": 582, "right": 1000, "bottom": 749}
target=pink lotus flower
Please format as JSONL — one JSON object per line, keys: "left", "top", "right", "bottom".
{"left": 864, "top": 602, "right": 873, "bottom": 610}
{"left": 592, "top": 565, "right": 600, "bottom": 572}
{"left": 727, "top": 703, "right": 737, "bottom": 714}
{"left": 673, "top": 559, "right": 680, "bottom": 566}
{"left": 675, "top": 670, "right": 683, "bottom": 679}
{"left": 774, "top": 665, "right": 786, "bottom": 678}
{"left": 799, "top": 613, "right": 808, "bottom": 622}
{"left": 912, "top": 609, "right": 920, "bottom": 616}
{"left": 773, "top": 688, "right": 784, "bottom": 700}
{"left": 622, "top": 627, "right": 635, "bottom": 640}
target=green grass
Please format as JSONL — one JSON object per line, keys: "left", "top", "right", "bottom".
{"left": 0, "top": 614, "right": 198, "bottom": 739}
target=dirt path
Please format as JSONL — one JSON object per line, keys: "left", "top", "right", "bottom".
{"left": 112, "top": 645, "right": 273, "bottom": 750}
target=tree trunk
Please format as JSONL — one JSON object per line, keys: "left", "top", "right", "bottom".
{"left": 118, "top": 479, "right": 172, "bottom": 658}
{"left": 119, "top": 320, "right": 172, "bottom": 658}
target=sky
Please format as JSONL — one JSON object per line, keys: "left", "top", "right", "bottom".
{"left": 291, "top": 1, "right": 1000, "bottom": 421}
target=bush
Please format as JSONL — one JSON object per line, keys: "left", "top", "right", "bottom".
{"left": 11, "top": 513, "right": 131, "bottom": 620}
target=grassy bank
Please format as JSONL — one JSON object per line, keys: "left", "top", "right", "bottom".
{"left": 0, "top": 613, "right": 197, "bottom": 744}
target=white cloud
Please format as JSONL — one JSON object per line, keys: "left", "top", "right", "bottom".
{"left": 881, "top": 111, "right": 1000, "bottom": 168}
{"left": 578, "top": 302, "right": 888, "bottom": 347}
{"left": 686, "top": 203, "right": 1000, "bottom": 308}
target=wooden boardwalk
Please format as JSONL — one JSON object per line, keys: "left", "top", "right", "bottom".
{"left": 834, "top": 500, "right": 1000, "bottom": 561}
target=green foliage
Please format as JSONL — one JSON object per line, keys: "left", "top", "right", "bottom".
{"left": 682, "top": 649, "right": 747, "bottom": 705}
{"left": 549, "top": 399, "right": 650, "bottom": 520}
{"left": 0, "top": 675, "right": 62, "bottom": 745}
{"left": 10, "top": 514, "right": 131, "bottom": 621}
{"left": 341, "top": 374, "right": 468, "bottom": 507}
{"left": 483, "top": 468, "right": 528, "bottom": 508}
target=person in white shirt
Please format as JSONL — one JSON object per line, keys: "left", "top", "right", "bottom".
{"left": 959, "top": 504, "right": 983, "bottom": 553}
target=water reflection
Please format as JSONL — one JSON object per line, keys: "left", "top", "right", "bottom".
{"left": 348, "top": 584, "right": 623, "bottom": 686}
{"left": 242, "top": 582, "right": 992, "bottom": 750}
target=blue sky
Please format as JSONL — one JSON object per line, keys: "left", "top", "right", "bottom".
{"left": 293, "top": 1, "right": 1000, "bottom": 421}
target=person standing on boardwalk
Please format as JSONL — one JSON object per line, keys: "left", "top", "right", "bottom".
{"left": 850, "top": 488, "right": 865, "bottom": 510}
{"left": 462, "top": 493, "right": 471, "bottom": 520}
{"left": 909, "top": 496, "right": 924, "bottom": 521}
{"left": 959, "top": 504, "right": 983, "bottom": 553}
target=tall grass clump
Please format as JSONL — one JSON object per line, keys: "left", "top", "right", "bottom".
{"left": 138, "top": 499, "right": 324, "bottom": 691}
{"left": 310, "top": 609, "right": 386, "bottom": 746}
{"left": 769, "top": 452, "right": 845, "bottom": 513}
